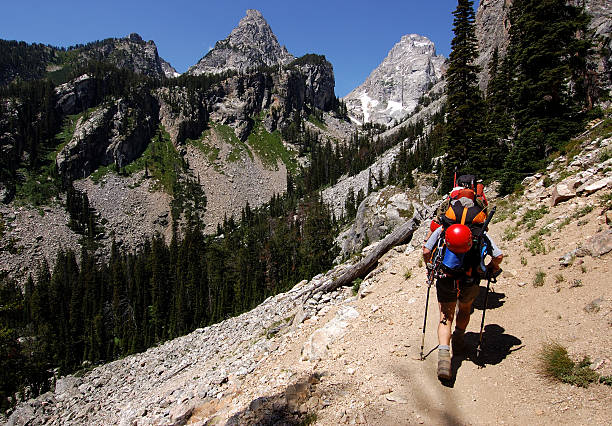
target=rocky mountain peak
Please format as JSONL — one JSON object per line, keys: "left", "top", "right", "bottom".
{"left": 187, "top": 9, "right": 294, "bottom": 76}
{"left": 89, "top": 34, "right": 179, "bottom": 79}
{"left": 344, "top": 34, "right": 445, "bottom": 125}
{"left": 230, "top": 9, "right": 279, "bottom": 45}
{"left": 127, "top": 33, "right": 144, "bottom": 43}
{"left": 244, "top": 8, "right": 265, "bottom": 21}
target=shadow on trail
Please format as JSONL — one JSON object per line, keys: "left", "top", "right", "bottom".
{"left": 449, "top": 324, "right": 523, "bottom": 379}
{"left": 472, "top": 285, "right": 505, "bottom": 311}
{"left": 218, "top": 373, "right": 323, "bottom": 426}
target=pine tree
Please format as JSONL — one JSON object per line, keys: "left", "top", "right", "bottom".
{"left": 482, "top": 47, "right": 511, "bottom": 178}
{"left": 344, "top": 187, "right": 356, "bottom": 219}
{"left": 500, "top": 0, "right": 591, "bottom": 192}
{"left": 442, "top": 0, "right": 485, "bottom": 191}
{"left": 298, "top": 198, "right": 338, "bottom": 278}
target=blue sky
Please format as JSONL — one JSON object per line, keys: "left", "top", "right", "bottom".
{"left": 2, "top": 1, "right": 477, "bottom": 97}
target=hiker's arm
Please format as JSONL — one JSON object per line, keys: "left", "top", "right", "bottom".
{"left": 485, "top": 233, "right": 503, "bottom": 272}
{"left": 422, "top": 226, "right": 442, "bottom": 265}
{"left": 488, "top": 254, "right": 503, "bottom": 272}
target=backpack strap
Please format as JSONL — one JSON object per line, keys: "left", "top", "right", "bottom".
{"left": 460, "top": 207, "right": 469, "bottom": 225}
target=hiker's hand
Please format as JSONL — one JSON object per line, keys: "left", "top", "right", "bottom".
{"left": 486, "top": 264, "right": 502, "bottom": 279}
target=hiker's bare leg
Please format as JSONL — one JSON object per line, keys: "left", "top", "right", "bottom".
{"left": 438, "top": 302, "right": 456, "bottom": 346}
{"left": 456, "top": 300, "right": 473, "bottom": 331}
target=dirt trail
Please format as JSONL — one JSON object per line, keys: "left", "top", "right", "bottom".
{"left": 203, "top": 187, "right": 612, "bottom": 425}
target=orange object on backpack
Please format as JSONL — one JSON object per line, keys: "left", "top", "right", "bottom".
{"left": 447, "top": 175, "right": 488, "bottom": 208}
{"left": 449, "top": 187, "right": 476, "bottom": 201}
{"left": 476, "top": 183, "right": 488, "bottom": 207}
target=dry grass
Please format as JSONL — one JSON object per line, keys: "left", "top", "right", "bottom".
{"left": 539, "top": 343, "right": 600, "bottom": 388}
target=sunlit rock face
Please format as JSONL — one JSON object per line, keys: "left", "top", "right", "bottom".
{"left": 187, "top": 9, "right": 295, "bottom": 76}
{"left": 344, "top": 34, "right": 445, "bottom": 126}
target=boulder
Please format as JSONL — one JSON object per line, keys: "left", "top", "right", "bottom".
{"left": 338, "top": 186, "right": 418, "bottom": 256}
{"left": 526, "top": 186, "right": 547, "bottom": 201}
{"left": 579, "top": 177, "right": 612, "bottom": 195}
{"left": 559, "top": 246, "right": 591, "bottom": 266}
{"left": 7, "top": 392, "right": 55, "bottom": 426}
{"left": 582, "top": 229, "right": 612, "bottom": 257}
{"left": 168, "top": 401, "right": 196, "bottom": 426}
{"left": 301, "top": 306, "right": 359, "bottom": 361}
{"left": 522, "top": 176, "right": 538, "bottom": 186}
{"left": 292, "top": 305, "right": 307, "bottom": 327}
{"left": 584, "top": 297, "right": 604, "bottom": 313}
{"left": 6, "top": 403, "right": 37, "bottom": 426}
{"left": 551, "top": 180, "right": 578, "bottom": 206}
{"left": 54, "top": 376, "right": 82, "bottom": 400}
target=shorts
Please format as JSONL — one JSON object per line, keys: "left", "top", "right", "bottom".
{"left": 436, "top": 275, "right": 480, "bottom": 304}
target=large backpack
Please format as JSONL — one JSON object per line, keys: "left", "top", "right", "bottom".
{"left": 438, "top": 196, "right": 488, "bottom": 278}
{"left": 431, "top": 174, "right": 488, "bottom": 227}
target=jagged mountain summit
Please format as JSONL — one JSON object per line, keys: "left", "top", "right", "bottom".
{"left": 187, "top": 9, "right": 295, "bottom": 75}
{"left": 344, "top": 34, "right": 445, "bottom": 125}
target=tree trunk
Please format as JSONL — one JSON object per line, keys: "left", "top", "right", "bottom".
{"left": 311, "top": 213, "right": 423, "bottom": 295}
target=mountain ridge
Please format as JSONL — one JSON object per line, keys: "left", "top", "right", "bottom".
{"left": 0, "top": 33, "right": 178, "bottom": 85}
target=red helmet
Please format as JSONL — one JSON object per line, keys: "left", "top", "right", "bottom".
{"left": 445, "top": 224, "right": 473, "bottom": 254}
{"left": 430, "top": 220, "right": 441, "bottom": 232}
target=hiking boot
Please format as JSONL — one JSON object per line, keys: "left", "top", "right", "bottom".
{"left": 452, "top": 331, "right": 466, "bottom": 354}
{"left": 437, "top": 349, "right": 452, "bottom": 380}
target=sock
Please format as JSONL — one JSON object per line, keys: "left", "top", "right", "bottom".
{"left": 454, "top": 327, "right": 465, "bottom": 336}
{"left": 439, "top": 345, "right": 450, "bottom": 352}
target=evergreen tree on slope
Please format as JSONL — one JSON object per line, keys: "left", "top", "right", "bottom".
{"left": 500, "top": 0, "right": 591, "bottom": 192}
{"left": 443, "top": 0, "right": 485, "bottom": 191}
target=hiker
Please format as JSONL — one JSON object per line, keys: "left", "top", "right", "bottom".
{"left": 422, "top": 186, "right": 503, "bottom": 380}
{"left": 423, "top": 174, "right": 488, "bottom": 244}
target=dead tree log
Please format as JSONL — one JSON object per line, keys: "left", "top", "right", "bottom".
{"left": 312, "top": 211, "right": 423, "bottom": 295}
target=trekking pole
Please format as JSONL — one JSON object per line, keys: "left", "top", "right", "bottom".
{"left": 474, "top": 206, "right": 498, "bottom": 361}
{"left": 419, "top": 274, "right": 433, "bottom": 361}
{"left": 420, "top": 244, "right": 442, "bottom": 360}
{"left": 476, "top": 270, "right": 500, "bottom": 360}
